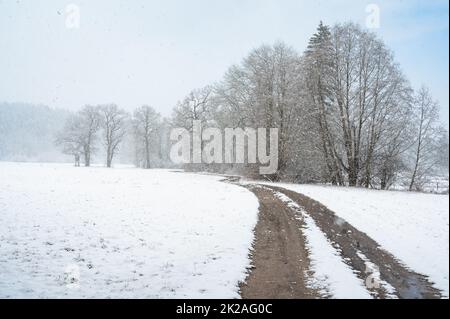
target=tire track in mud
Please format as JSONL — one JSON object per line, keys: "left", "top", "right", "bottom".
{"left": 221, "top": 176, "right": 443, "bottom": 299}
{"left": 262, "top": 185, "right": 443, "bottom": 299}
{"left": 237, "top": 184, "right": 321, "bottom": 299}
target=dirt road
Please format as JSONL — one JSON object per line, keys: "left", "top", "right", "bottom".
{"left": 230, "top": 179, "right": 443, "bottom": 299}
{"left": 238, "top": 185, "right": 320, "bottom": 299}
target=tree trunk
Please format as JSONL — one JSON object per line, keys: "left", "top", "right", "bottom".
{"left": 84, "top": 150, "right": 90, "bottom": 167}
{"left": 409, "top": 157, "right": 419, "bottom": 191}
{"left": 106, "top": 148, "right": 112, "bottom": 168}
{"left": 380, "top": 167, "right": 388, "bottom": 190}
{"left": 348, "top": 167, "right": 358, "bottom": 186}
{"left": 364, "top": 149, "right": 374, "bottom": 188}
{"left": 145, "top": 138, "right": 151, "bottom": 169}
{"left": 410, "top": 109, "right": 424, "bottom": 191}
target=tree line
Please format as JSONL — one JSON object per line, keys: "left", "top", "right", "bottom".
{"left": 171, "top": 22, "right": 448, "bottom": 191}
{"left": 56, "top": 22, "right": 449, "bottom": 191}
{"left": 56, "top": 104, "right": 164, "bottom": 169}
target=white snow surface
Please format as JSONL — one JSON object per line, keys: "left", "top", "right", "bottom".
{"left": 0, "top": 162, "right": 259, "bottom": 298}
{"left": 273, "top": 190, "right": 372, "bottom": 299}
{"left": 254, "top": 182, "right": 449, "bottom": 297}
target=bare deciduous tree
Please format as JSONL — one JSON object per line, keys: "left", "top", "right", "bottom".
{"left": 55, "top": 114, "right": 84, "bottom": 166}
{"left": 171, "top": 86, "right": 216, "bottom": 171}
{"left": 172, "top": 86, "right": 215, "bottom": 130}
{"left": 55, "top": 105, "right": 101, "bottom": 167}
{"left": 133, "top": 105, "right": 160, "bottom": 169}
{"left": 79, "top": 105, "right": 101, "bottom": 167}
{"left": 214, "top": 42, "right": 309, "bottom": 179}
{"left": 409, "top": 87, "right": 440, "bottom": 191}
{"left": 98, "top": 104, "right": 128, "bottom": 168}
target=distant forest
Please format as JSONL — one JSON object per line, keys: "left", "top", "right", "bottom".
{"left": 0, "top": 103, "right": 70, "bottom": 162}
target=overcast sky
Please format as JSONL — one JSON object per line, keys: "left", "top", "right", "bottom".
{"left": 0, "top": 0, "right": 448, "bottom": 127}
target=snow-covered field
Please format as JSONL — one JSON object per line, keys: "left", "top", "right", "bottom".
{"left": 1, "top": 162, "right": 448, "bottom": 299}
{"left": 0, "top": 162, "right": 258, "bottom": 298}
{"left": 258, "top": 182, "right": 449, "bottom": 297}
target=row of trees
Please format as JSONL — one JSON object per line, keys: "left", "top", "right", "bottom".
{"left": 170, "top": 22, "right": 448, "bottom": 190}
{"left": 56, "top": 104, "right": 163, "bottom": 168}
{"left": 56, "top": 22, "right": 448, "bottom": 191}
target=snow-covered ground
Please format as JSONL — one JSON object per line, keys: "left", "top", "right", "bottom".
{"left": 256, "top": 182, "right": 449, "bottom": 297}
{"left": 0, "top": 162, "right": 258, "bottom": 298}
{"left": 2, "top": 162, "right": 447, "bottom": 299}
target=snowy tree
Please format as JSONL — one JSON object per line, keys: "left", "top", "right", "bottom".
{"left": 214, "top": 42, "right": 313, "bottom": 179}
{"left": 172, "top": 86, "right": 215, "bottom": 130}
{"left": 78, "top": 105, "right": 101, "bottom": 166}
{"left": 171, "top": 86, "right": 216, "bottom": 171}
{"left": 55, "top": 114, "right": 85, "bottom": 165}
{"left": 132, "top": 105, "right": 161, "bottom": 169}
{"left": 303, "top": 21, "right": 343, "bottom": 184}
{"left": 55, "top": 105, "right": 101, "bottom": 167}
{"left": 409, "top": 87, "right": 440, "bottom": 191}
{"left": 98, "top": 104, "right": 128, "bottom": 168}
